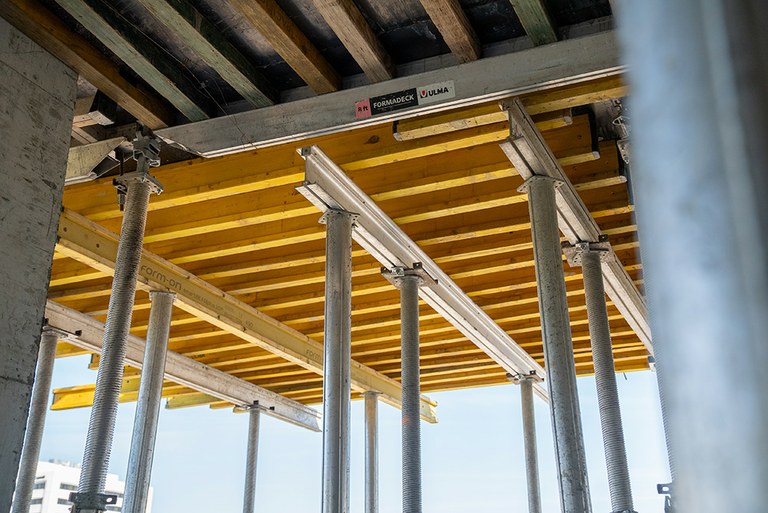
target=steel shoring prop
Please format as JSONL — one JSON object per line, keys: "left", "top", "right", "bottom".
{"left": 363, "top": 391, "right": 379, "bottom": 513}
{"left": 519, "top": 175, "right": 592, "bottom": 513}
{"left": 72, "top": 128, "right": 163, "bottom": 513}
{"left": 381, "top": 266, "right": 430, "bottom": 513}
{"left": 564, "top": 242, "right": 636, "bottom": 513}
{"left": 122, "top": 291, "right": 175, "bottom": 513}
{"left": 648, "top": 356, "right": 676, "bottom": 511}
{"left": 242, "top": 404, "right": 261, "bottom": 513}
{"left": 11, "top": 329, "right": 58, "bottom": 513}
{"left": 509, "top": 372, "right": 544, "bottom": 513}
{"left": 320, "top": 209, "right": 355, "bottom": 513}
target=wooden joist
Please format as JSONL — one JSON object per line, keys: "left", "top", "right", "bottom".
{"left": 509, "top": 0, "right": 558, "bottom": 45}
{"left": 311, "top": 0, "right": 393, "bottom": 82}
{"left": 135, "top": 0, "right": 277, "bottom": 107}
{"left": 54, "top": 0, "right": 211, "bottom": 121}
{"left": 418, "top": 0, "right": 481, "bottom": 63}
{"left": 229, "top": 0, "right": 340, "bottom": 93}
{"left": 0, "top": 0, "right": 174, "bottom": 128}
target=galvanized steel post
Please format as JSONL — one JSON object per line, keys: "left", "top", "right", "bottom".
{"left": 519, "top": 175, "right": 592, "bottom": 513}
{"left": 242, "top": 405, "right": 261, "bottom": 513}
{"left": 397, "top": 272, "right": 423, "bottom": 513}
{"left": 73, "top": 131, "right": 162, "bottom": 513}
{"left": 364, "top": 391, "right": 379, "bottom": 513}
{"left": 122, "top": 291, "right": 175, "bottom": 513}
{"left": 320, "top": 209, "right": 355, "bottom": 513}
{"left": 11, "top": 329, "right": 58, "bottom": 513}
{"left": 565, "top": 242, "right": 635, "bottom": 513}
{"left": 509, "top": 372, "right": 543, "bottom": 513}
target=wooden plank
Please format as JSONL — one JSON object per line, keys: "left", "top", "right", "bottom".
{"left": 394, "top": 75, "right": 625, "bottom": 141}
{"left": 509, "top": 0, "right": 558, "bottom": 45}
{"left": 419, "top": 0, "right": 481, "bottom": 63}
{"left": 0, "top": 0, "right": 174, "bottom": 128}
{"left": 229, "top": 0, "right": 339, "bottom": 94}
{"left": 55, "top": 209, "right": 439, "bottom": 422}
{"left": 54, "top": 0, "right": 211, "bottom": 121}
{"left": 311, "top": 0, "right": 393, "bottom": 82}
{"left": 135, "top": 0, "right": 277, "bottom": 107}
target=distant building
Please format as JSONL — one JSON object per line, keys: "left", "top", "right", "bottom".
{"left": 26, "top": 460, "right": 152, "bottom": 513}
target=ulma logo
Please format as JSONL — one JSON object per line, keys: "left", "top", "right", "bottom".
{"left": 419, "top": 86, "right": 449, "bottom": 99}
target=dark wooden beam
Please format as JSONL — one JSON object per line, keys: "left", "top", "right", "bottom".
{"left": 0, "top": 0, "right": 174, "bottom": 128}
{"left": 55, "top": 0, "right": 213, "bottom": 121}
{"left": 230, "top": 0, "right": 340, "bottom": 94}
{"left": 312, "top": 0, "right": 393, "bottom": 82}
{"left": 136, "top": 0, "right": 277, "bottom": 107}
{"left": 509, "top": 0, "right": 558, "bottom": 45}
{"left": 419, "top": 0, "right": 481, "bottom": 63}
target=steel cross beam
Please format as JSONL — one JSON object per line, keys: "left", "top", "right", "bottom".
{"left": 54, "top": 210, "right": 438, "bottom": 423}
{"left": 500, "top": 98, "right": 654, "bottom": 354}
{"left": 297, "top": 146, "right": 548, "bottom": 401}
{"left": 157, "top": 31, "right": 622, "bottom": 158}
{"left": 44, "top": 300, "right": 321, "bottom": 431}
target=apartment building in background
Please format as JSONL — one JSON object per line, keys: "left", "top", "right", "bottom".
{"left": 26, "top": 460, "right": 152, "bottom": 513}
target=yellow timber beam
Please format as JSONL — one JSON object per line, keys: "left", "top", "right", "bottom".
{"left": 55, "top": 209, "right": 438, "bottom": 423}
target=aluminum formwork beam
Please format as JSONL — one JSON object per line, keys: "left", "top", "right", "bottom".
{"left": 242, "top": 405, "right": 261, "bottom": 513}
{"left": 122, "top": 291, "right": 175, "bottom": 513}
{"left": 618, "top": 1, "right": 768, "bottom": 512}
{"left": 519, "top": 175, "right": 591, "bottom": 513}
{"left": 298, "top": 146, "right": 547, "bottom": 401}
{"left": 500, "top": 98, "right": 653, "bottom": 356}
{"left": 564, "top": 242, "right": 635, "bottom": 513}
{"left": 321, "top": 209, "right": 355, "bottom": 513}
{"left": 363, "top": 392, "right": 379, "bottom": 513}
{"left": 11, "top": 329, "right": 59, "bottom": 513}
{"left": 73, "top": 131, "right": 163, "bottom": 513}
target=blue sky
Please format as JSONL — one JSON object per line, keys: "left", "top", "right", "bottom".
{"left": 38, "top": 355, "right": 669, "bottom": 512}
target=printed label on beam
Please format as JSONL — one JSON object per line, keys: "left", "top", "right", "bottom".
{"left": 355, "top": 80, "right": 455, "bottom": 119}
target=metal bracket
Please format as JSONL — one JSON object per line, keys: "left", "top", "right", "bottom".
{"left": 516, "top": 174, "right": 564, "bottom": 194}
{"left": 113, "top": 170, "right": 164, "bottom": 195}
{"left": 318, "top": 208, "right": 359, "bottom": 225}
{"left": 657, "top": 482, "right": 675, "bottom": 513}
{"left": 132, "top": 126, "right": 161, "bottom": 168}
{"left": 562, "top": 237, "right": 612, "bottom": 267}
{"left": 42, "top": 322, "right": 82, "bottom": 342}
{"left": 381, "top": 262, "right": 437, "bottom": 289}
{"left": 69, "top": 491, "right": 118, "bottom": 512}
{"left": 506, "top": 371, "right": 544, "bottom": 384}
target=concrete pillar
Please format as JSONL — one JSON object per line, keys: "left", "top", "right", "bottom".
{"left": 320, "top": 209, "right": 355, "bottom": 513}
{"left": 518, "top": 175, "right": 591, "bottom": 513}
{"left": 123, "top": 291, "right": 175, "bottom": 513}
{"left": 363, "top": 392, "right": 379, "bottom": 513}
{"left": 0, "top": 18, "right": 76, "bottom": 513}
{"left": 618, "top": 1, "right": 768, "bottom": 511}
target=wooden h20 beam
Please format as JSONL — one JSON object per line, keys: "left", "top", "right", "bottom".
{"left": 55, "top": 209, "right": 438, "bottom": 423}
{"left": 44, "top": 300, "right": 321, "bottom": 430}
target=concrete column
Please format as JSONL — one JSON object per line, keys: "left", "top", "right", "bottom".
{"left": 122, "top": 291, "right": 175, "bottom": 513}
{"left": 519, "top": 175, "right": 591, "bottom": 513}
{"left": 564, "top": 242, "right": 634, "bottom": 513}
{"left": 12, "top": 330, "right": 59, "bottom": 513}
{"left": 74, "top": 134, "right": 162, "bottom": 513}
{"left": 320, "top": 209, "right": 355, "bottom": 513}
{"left": 363, "top": 392, "right": 379, "bottom": 513}
{"left": 618, "top": 1, "right": 768, "bottom": 511}
{"left": 242, "top": 405, "right": 260, "bottom": 513}
{"left": 0, "top": 18, "right": 76, "bottom": 512}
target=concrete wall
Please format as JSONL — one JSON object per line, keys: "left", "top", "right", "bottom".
{"left": 0, "top": 17, "right": 76, "bottom": 512}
